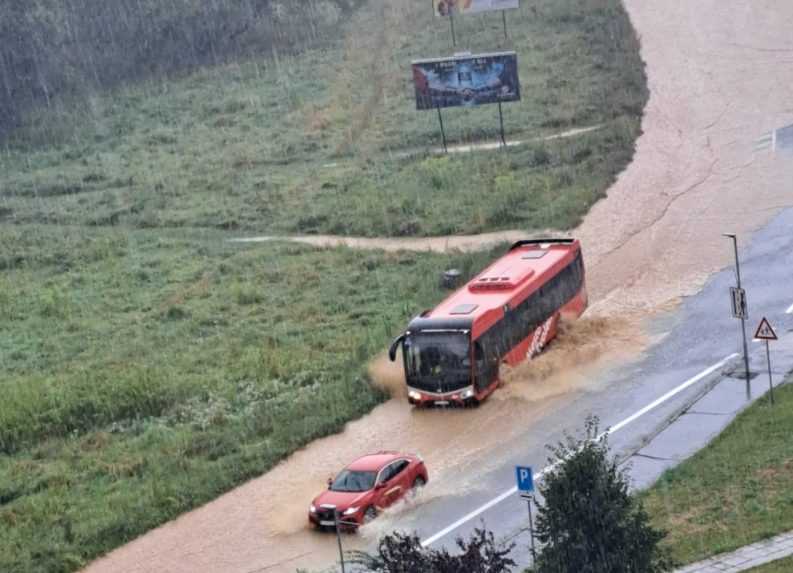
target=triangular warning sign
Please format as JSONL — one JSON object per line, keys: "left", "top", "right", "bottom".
{"left": 754, "top": 317, "right": 778, "bottom": 341}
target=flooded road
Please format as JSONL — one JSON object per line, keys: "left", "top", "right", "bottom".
{"left": 86, "top": 318, "right": 642, "bottom": 573}
{"left": 84, "top": 1, "right": 793, "bottom": 572}
{"left": 577, "top": 1, "right": 793, "bottom": 315}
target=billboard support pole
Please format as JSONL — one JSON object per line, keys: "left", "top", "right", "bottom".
{"left": 449, "top": 11, "right": 457, "bottom": 46}
{"left": 498, "top": 102, "right": 506, "bottom": 147}
{"left": 502, "top": 10, "right": 508, "bottom": 39}
{"left": 437, "top": 106, "right": 448, "bottom": 153}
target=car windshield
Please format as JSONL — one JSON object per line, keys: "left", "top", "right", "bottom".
{"left": 330, "top": 470, "right": 377, "bottom": 492}
{"left": 404, "top": 332, "right": 470, "bottom": 377}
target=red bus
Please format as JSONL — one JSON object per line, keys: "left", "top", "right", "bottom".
{"left": 388, "top": 239, "right": 587, "bottom": 406}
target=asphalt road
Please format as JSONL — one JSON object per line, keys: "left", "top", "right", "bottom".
{"left": 384, "top": 207, "right": 793, "bottom": 567}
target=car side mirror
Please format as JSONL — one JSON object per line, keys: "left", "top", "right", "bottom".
{"left": 388, "top": 334, "right": 405, "bottom": 362}
{"left": 375, "top": 481, "right": 386, "bottom": 490}
{"left": 327, "top": 477, "right": 333, "bottom": 489}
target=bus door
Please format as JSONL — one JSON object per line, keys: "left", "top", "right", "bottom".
{"left": 474, "top": 340, "right": 499, "bottom": 391}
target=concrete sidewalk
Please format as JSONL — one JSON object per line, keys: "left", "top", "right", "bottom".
{"left": 675, "top": 530, "right": 793, "bottom": 572}
{"left": 627, "top": 329, "right": 793, "bottom": 490}
{"left": 620, "top": 330, "right": 793, "bottom": 573}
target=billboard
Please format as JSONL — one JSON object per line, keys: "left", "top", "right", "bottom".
{"left": 433, "top": 0, "right": 519, "bottom": 17}
{"left": 412, "top": 52, "right": 520, "bottom": 110}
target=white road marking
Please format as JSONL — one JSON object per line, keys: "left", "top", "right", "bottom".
{"left": 786, "top": 302, "right": 793, "bottom": 314}
{"left": 420, "top": 353, "right": 739, "bottom": 547}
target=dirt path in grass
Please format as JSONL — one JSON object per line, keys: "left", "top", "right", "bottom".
{"left": 84, "top": 1, "right": 793, "bottom": 572}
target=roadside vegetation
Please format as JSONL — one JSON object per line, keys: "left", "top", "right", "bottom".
{"left": 643, "top": 375, "right": 793, "bottom": 565}
{"left": 531, "top": 417, "right": 671, "bottom": 572}
{"left": 0, "top": 224, "right": 500, "bottom": 572}
{"left": 0, "top": 0, "right": 648, "bottom": 571}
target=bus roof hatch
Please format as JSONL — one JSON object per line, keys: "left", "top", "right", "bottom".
{"left": 468, "top": 266, "right": 535, "bottom": 291}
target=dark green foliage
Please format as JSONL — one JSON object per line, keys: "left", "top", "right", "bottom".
{"left": 533, "top": 417, "right": 672, "bottom": 573}
{"left": 350, "top": 527, "right": 516, "bottom": 573}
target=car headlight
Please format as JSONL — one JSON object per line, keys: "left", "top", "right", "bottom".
{"left": 343, "top": 506, "right": 359, "bottom": 516}
{"left": 408, "top": 390, "right": 422, "bottom": 401}
{"left": 309, "top": 504, "right": 317, "bottom": 513}
{"left": 460, "top": 388, "right": 474, "bottom": 399}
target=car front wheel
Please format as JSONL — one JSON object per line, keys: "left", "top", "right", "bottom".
{"left": 363, "top": 506, "right": 377, "bottom": 524}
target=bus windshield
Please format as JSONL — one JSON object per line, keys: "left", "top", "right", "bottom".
{"left": 404, "top": 332, "right": 471, "bottom": 379}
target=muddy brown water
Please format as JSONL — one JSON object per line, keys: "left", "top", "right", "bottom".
{"left": 84, "top": 1, "right": 793, "bottom": 572}
{"left": 86, "top": 318, "right": 641, "bottom": 573}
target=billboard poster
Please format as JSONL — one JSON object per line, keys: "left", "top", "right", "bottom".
{"left": 412, "top": 52, "right": 520, "bottom": 110}
{"left": 433, "top": 0, "right": 519, "bottom": 17}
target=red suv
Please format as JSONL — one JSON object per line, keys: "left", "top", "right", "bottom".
{"left": 309, "top": 451, "right": 428, "bottom": 529}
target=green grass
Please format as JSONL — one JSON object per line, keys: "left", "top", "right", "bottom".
{"left": 747, "top": 555, "right": 793, "bottom": 572}
{"left": 643, "top": 376, "right": 793, "bottom": 565}
{"left": 0, "top": 0, "right": 646, "bottom": 237}
{"left": 0, "top": 224, "right": 500, "bottom": 572}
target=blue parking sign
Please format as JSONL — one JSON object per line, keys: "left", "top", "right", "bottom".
{"left": 516, "top": 466, "right": 534, "bottom": 493}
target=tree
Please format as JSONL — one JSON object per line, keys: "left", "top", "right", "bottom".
{"left": 350, "top": 527, "right": 516, "bottom": 573}
{"left": 533, "top": 417, "right": 672, "bottom": 573}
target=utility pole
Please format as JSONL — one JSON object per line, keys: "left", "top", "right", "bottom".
{"left": 723, "top": 233, "right": 751, "bottom": 399}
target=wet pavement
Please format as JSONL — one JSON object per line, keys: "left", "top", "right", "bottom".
{"left": 402, "top": 207, "right": 793, "bottom": 567}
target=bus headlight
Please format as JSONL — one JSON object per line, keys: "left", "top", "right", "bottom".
{"left": 408, "top": 390, "right": 422, "bottom": 401}
{"left": 460, "top": 388, "right": 474, "bottom": 399}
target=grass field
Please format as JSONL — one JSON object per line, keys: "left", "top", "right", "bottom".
{"left": 0, "top": 0, "right": 646, "bottom": 237}
{"left": 643, "top": 376, "right": 793, "bottom": 565}
{"left": 0, "top": 0, "right": 647, "bottom": 571}
{"left": 0, "top": 224, "right": 500, "bottom": 572}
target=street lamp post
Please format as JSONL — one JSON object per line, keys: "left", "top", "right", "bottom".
{"left": 723, "top": 233, "right": 751, "bottom": 399}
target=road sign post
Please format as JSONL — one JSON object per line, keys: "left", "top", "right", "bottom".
{"left": 324, "top": 505, "right": 359, "bottom": 573}
{"left": 329, "top": 507, "right": 346, "bottom": 573}
{"left": 765, "top": 340, "right": 774, "bottom": 405}
{"left": 754, "top": 317, "right": 778, "bottom": 405}
{"left": 723, "top": 233, "right": 751, "bottom": 400}
{"left": 515, "top": 466, "right": 536, "bottom": 563}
